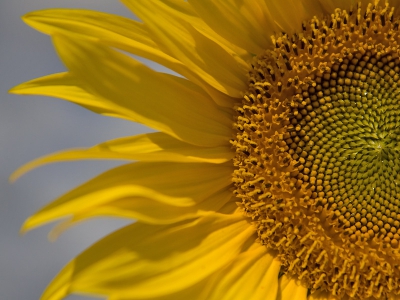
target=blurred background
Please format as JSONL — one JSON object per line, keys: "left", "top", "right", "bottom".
{"left": 1, "top": 1, "right": 160, "bottom": 299}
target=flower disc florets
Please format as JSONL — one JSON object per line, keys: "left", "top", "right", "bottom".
{"left": 232, "top": 1, "right": 400, "bottom": 298}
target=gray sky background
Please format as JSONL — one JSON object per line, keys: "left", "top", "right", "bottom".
{"left": 1, "top": 1, "right": 163, "bottom": 299}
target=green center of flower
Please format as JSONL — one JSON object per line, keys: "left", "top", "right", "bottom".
{"left": 232, "top": 1, "right": 400, "bottom": 298}
{"left": 287, "top": 49, "right": 400, "bottom": 247}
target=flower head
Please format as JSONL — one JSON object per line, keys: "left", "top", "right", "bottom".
{"left": 11, "top": 0, "right": 400, "bottom": 299}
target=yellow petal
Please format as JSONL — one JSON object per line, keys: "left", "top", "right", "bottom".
{"left": 277, "top": 275, "right": 308, "bottom": 300}
{"left": 123, "top": 242, "right": 280, "bottom": 300}
{"left": 10, "top": 132, "right": 233, "bottom": 182}
{"left": 9, "top": 72, "right": 134, "bottom": 120}
{"left": 21, "top": 8, "right": 239, "bottom": 108}
{"left": 205, "top": 244, "right": 281, "bottom": 300}
{"left": 264, "top": 0, "right": 325, "bottom": 35}
{"left": 188, "top": 0, "right": 272, "bottom": 54}
{"left": 22, "top": 9, "right": 182, "bottom": 76}
{"left": 123, "top": 0, "right": 247, "bottom": 98}
{"left": 143, "top": 0, "right": 251, "bottom": 66}
{"left": 40, "top": 213, "right": 254, "bottom": 300}
{"left": 105, "top": 240, "right": 279, "bottom": 300}
{"left": 192, "top": 0, "right": 322, "bottom": 44}
{"left": 22, "top": 162, "right": 233, "bottom": 232}
{"left": 46, "top": 188, "right": 235, "bottom": 237}
{"left": 51, "top": 34, "right": 232, "bottom": 147}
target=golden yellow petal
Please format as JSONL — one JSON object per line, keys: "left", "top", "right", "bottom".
{"left": 9, "top": 72, "right": 133, "bottom": 120}
{"left": 51, "top": 34, "right": 232, "bottom": 147}
{"left": 22, "top": 162, "right": 233, "bottom": 232}
{"left": 10, "top": 132, "right": 233, "bottom": 182}
{"left": 188, "top": 0, "right": 272, "bottom": 54}
{"left": 264, "top": 0, "right": 325, "bottom": 34}
{"left": 40, "top": 213, "right": 254, "bottom": 300}
{"left": 277, "top": 275, "right": 308, "bottom": 300}
{"left": 122, "top": 0, "right": 247, "bottom": 98}
{"left": 10, "top": 73, "right": 237, "bottom": 128}
{"left": 106, "top": 231, "right": 279, "bottom": 300}
{"left": 205, "top": 244, "right": 280, "bottom": 300}
{"left": 23, "top": 7, "right": 242, "bottom": 108}
{"left": 46, "top": 189, "right": 235, "bottom": 241}
{"left": 22, "top": 9, "right": 182, "bottom": 76}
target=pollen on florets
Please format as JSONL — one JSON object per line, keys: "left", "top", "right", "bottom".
{"left": 233, "top": 1, "right": 400, "bottom": 298}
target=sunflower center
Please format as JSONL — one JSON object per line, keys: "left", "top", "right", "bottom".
{"left": 289, "top": 49, "right": 400, "bottom": 247}
{"left": 232, "top": 1, "right": 400, "bottom": 299}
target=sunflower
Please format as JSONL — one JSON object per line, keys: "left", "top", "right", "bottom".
{"left": 10, "top": 0, "right": 400, "bottom": 299}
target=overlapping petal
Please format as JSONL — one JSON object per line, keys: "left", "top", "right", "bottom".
{"left": 10, "top": 72, "right": 134, "bottom": 120}
{"left": 21, "top": 9, "right": 188, "bottom": 76}
{"left": 277, "top": 275, "right": 308, "bottom": 300}
{"left": 46, "top": 190, "right": 235, "bottom": 242}
{"left": 262, "top": 0, "right": 325, "bottom": 34}
{"left": 105, "top": 242, "right": 281, "bottom": 300}
{"left": 21, "top": 7, "right": 241, "bottom": 108}
{"left": 40, "top": 213, "right": 255, "bottom": 300}
{"left": 123, "top": 0, "right": 248, "bottom": 98}
{"left": 188, "top": 0, "right": 272, "bottom": 54}
{"left": 50, "top": 34, "right": 232, "bottom": 147}
{"left": 10, "top": 72, "right": 235, "bottom": 132}
{"left": 22, "top": 161, "right": 233, "bottom": 232}
{"left": 203, "top": 244, "right": 281, "bottom": 300}
{"left": 10, "top": 132, "right": 233, "bottom": 182}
